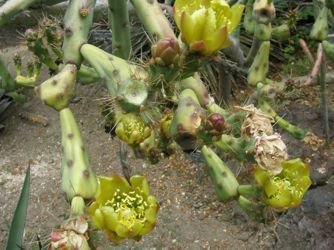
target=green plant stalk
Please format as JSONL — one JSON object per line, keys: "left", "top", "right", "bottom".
{"left": 238, "top": 184, "right": 262, "bottom": 199}
{"left": 272, "top": 23, "right": 290, "bottom": 40}
{"left": 130, "top": 0, "right": 176, "bottom": 40}
{"left": 318, "top": 55, "right": 330, "bottom": 143}
{"left": 6, "top": 166, "right": 30, "bottom": 250}
{"left": 237, "top": 195, "right": 264, "bottom": 223}
{"left": 0, "top": 0, "right": 38, "bottom": 27}
{"left": 0, "top": 56, "right": 16, "bottom": 91}
{"left": 108, "top": 0, "right": 132, "bottom": 59}
{"left": 259, "top": 98, "right": 307, "bottom": 140}
{"left": 323, "top": 40, "right": 334, "bottom": 61}
{"left": 62, "top": 0, "right": 96, "bottom": 65}
{"left": 244, "top": 38, "right": 262, "bottom": 67}
{"left": 60, "top": 107, "right": 98, "bottom": 201}
{"left": 201, "top": 146, "right": 239, "bottom": 201}
{"left": 58, "top": 63, "right": 100, "bottom": 85}
{"left": 214, "top": 134, "right": 255, "bottom": 161}
{"left": 80, "top": 44, "right": 147, "bottom": 95}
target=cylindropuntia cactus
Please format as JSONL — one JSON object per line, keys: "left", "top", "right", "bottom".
{"left": 310, "top": 6, "right": 329, "bottom": 42}
{"left": 60, "top": 107, "right": 98, "bottom": 201}
{"left": 252, "top": 0, "right": 276, "bottom": 24}
{"left": 201, "top": 146, "right": 239, "bottom": 201}
{"left": 35, "top": 64, "right": 77, "bottom": 111}
{"left": 243, "top": 0, "right": 256, "bottom": 34}
{"left": 247, "top": 41, "right": 270, "bottom": 86}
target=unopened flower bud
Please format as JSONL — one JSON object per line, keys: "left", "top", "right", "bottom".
{"left": 151, "top": 37, "right": 181, "bottom": 66}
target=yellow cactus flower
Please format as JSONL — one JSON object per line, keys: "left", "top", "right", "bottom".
{"left": 88, "top": 175, "right": 159, "bottom": 244}
{"left": 173, "top": 0, "right": 244, "bottom": 55}
{"left": 254, "top": 158, "right": 312, "bottom": 210}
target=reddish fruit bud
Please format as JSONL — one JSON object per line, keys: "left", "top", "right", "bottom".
{"left": 207, "top": 113, "right": 225, "bottom": 134}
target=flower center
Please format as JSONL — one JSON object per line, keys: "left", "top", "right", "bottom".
{"left": 105, "top": 189, "right": 148, "bottom": 220}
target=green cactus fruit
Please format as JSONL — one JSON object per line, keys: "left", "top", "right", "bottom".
{"left": 71, "top": 196, "right": 85, "bottom": 216}
{"left": 201, "top": 146, "right": 239, "bottom": 201}
{"left": 244, "top": 0, "right": 256, "bottom": 34}
{"left": 60, "top": 108, "right": 98, "bottom": 201}
{"left": 253, "top": 0, "right": 276, "bottom": 24}
{"left": 272, "top": 23, "right": 290, "bottom": 40}
{"left": 151, "top": 37, "right": 181, "bottom": 66}
{"left": 139, "top": 131, "right": 161, "bottom": 164}
{"left": 35, "top": 64, "right": 77, "bottom": 111}
{"left": 254, "top": 22, "right": 272, "bottom": 41}
{"left": 247, "top": 41, "right": 270, "bottom": 86}
{"left": 310, "top": 7, "right": 329, "bottom": 42}
{"left": 115, "top": 113, "right": 151, "bottom": 145}
{"left": 117, "top": 80, "right": 148, "bottom": 112}
{"left": 169, "top": 89, "right": 205, "bottom": 150}
{"left": 323, "top": 40, "right": 334, "bottom": 61}
{"left": 214, "top": 134, "right": 255, "bottom": 161}
{"left": 179, "top": 75, "right": 212, "bottom": 106}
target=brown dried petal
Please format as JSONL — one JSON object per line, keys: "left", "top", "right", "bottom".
{"left": 237, "top": 105, "right": 273, "bottom": 137}
{"left": 255, "top": 133, "right": 288, "bottom": 175}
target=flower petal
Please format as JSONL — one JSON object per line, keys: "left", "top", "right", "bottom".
{"left": 95, "top": 175, "right": 131, "bottom": 204}
{"left": 130, "top": 175, "right": 151, "bottom": 197}
{"left": 227, "top": 4, "right": 245, "bottom": 33}
{"left": 101, "top": 206, "right": 119, "bottom": 231}
{"left": 91, "top": 208, "right": 105, "bottom": 229}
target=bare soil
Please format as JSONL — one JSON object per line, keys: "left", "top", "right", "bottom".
{"left": 1, "top": 26, "right": 334, "bottom": 249}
